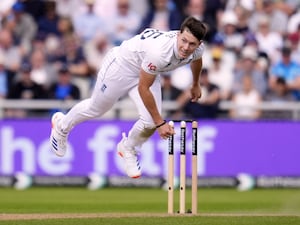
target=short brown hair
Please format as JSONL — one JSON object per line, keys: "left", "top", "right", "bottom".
{"left": 180, "top": 16, "right": 207, "bottom": 41}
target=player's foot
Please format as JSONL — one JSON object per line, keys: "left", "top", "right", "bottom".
{"left": 117, "top": 133, "right": 141, "bottom": 178}
{"left": 50, "top": 112, "right": 68, "bottom": 157}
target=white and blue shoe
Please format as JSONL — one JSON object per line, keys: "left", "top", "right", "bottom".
{"left": 117, "top": 133, "right": 142, "bottom": 179}
{"left": 50, "top": 112, "right": 68, "bottom": 157}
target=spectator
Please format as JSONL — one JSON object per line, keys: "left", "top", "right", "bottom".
{"left": 213, "top": 10, "right": 244, "bottom": 53}
{"left": 57, "top": 16, "right": 78, "bottom": 40}
{"left": 243, "top": 32, "right": 259, "bottom": 49}
{"left": 73, "top": 0, "right": 107, "bottom": 43}
{"left": 0, "top": 0, "right": 297, "bottom": 121}
{"left": 185, "top": 0, "right": 225, "bottom": 43}
{"left": 129, "top": 0, "right": 149, "bottom": 20}
{"left": 226, "top": 0, "right": 255, "bottom": 15}
{"left": 275, "top": 0, "right": 298, "bottom": 17}
{"left": 0, "top": 28, "right": 22, "bottom": 88}
{"left": 242, "top": 33, "right": 271, "bottom": 83}
{"left": 173, "top": 0, "right": 188, "bottom": 18}
{"left": 48, "top": 64, "right": 80, "bottom": 101}
{"left": 265, "top": 77, "right": 296, "bottom": 119}
{"left": 287, "top": 8, "right": 300, "bottom": 34}
{"left": 207, "top": 47, "right": 234, "bottom": 100}
{"left": 0, "top": 1, "right": 15, "bottom": 33}
{"left": 43, "top": 16, "right": 72, "bottom": 63}
{"left": 161, "top": 73, "right": 184, "bottom": 119}
{"left": 232, "top": 3, "right": 252, "bottom": 35}
{"left": 184, "top": 0, "right": 205, "bottom": 22}
{"left": 37, "top": 0, "right": 60, "bottom": 37}
{"left": 54, "top": 0, "right": 82, "bottom": 20}
{"left": 81, "top": 0, "right": 118, "bottom": 19}
{"left": 0, "top": 53, "right": 8, "bottom": 98}
{"left": 266, "top": 77, "right": 296, "bottom": 102}
{"left": 180, "top": 68, "right": 221, "bottom": 119}
{"left": 44, "top": 34, "right": 61, "bottom": 63}
{"left": 108, "top": 0, "right": 141, "bottom": 46}
{"left": 249, "top": 0, "right": 288, "bottom": 36}
{"left": 6, "top": 63, "right": 47, "bottom": 118}
{"left": 0, "top": 1, "right": 15, "bottom": 22}
{"left": 138, "top": 0, "right": 183, "bottom": 32}
{"left": 287, "top": 26, "right": 300, "bottom": 65}
{"left": 202, "top": 0, "right": 226, "bottom": 43}
{"left": 9, "top": 1, "right": 37, "bottom": 55}
{"left": 31, "top": 32, "right": 48, "bottom": 53}
{"left": 233, "top": 45, "right": 268, "bottom": 97}
{"left": 61, "top": 35, "right": 90, "bottom": 98}
{"left": 254, "top": 15, "right": 283, "bottom": 63}
{"left": 230, "top": 74, "right": 262, "bottom": 120}
{"left": 54, "top": 16, "right": 90, "bottom": 98}
{"left": 269, "top": 46, "right": 300, "bottom": 100}
{"left": 84, "top": 32, "right": 113, "bottom": 76}
{"left": 22, "top": 0, "right": 46, "bottom": 21}
{"left": 202, "top": 34, "right": 236, "bottom": 78}
{"left": 28, "top": 49, "right": 57, "bottom": 90}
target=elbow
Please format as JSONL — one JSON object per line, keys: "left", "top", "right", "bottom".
{"left": 138, "top": 82, "right": 148, "bottom": 93}
{"left": 138, "top": 84, "right": 146, "bottom": 98}
{"left": 138, "top": 84, "right": 143, "bottom": 95}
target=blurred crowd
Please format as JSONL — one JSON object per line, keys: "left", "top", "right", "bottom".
{"left": 1, "top": 0, "right": 300, "bottom": 120}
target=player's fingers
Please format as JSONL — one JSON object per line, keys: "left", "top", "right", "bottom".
{"left": 191, "top": 94, "right": 201, "bottom": 102}
{"left": 191, "top": 97, "right": 198, "bottom": 102}
{"left": 160, "top": 131, "right": 173, "bottom": 139}
{"left": 168, "top": 125, "right": 175, "bottom": 134}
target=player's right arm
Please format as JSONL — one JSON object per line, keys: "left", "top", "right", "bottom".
{"left": 138, "top": 69, "right": 174, "bottom": 139}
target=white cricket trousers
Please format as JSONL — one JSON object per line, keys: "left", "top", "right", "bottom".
{"left": 59, "top": 48, "right": 162, "bottom": 148}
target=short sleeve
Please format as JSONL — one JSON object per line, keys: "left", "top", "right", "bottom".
{"left": 141, "top": 51, "right": 165, "bottom": 75}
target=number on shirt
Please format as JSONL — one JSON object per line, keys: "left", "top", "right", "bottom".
{"left": 140, "top": 29, "right": 163, "bottom": 40}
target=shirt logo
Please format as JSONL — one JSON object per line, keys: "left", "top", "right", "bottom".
{"left": 148, "top": 63, "right": 157, "bottom": 71}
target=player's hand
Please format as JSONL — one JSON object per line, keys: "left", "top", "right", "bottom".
{"left": 190, "top": 84, "right": 202, "bottom": 102}
{"left": 157, "top": 123, "right": 175, "bottom": 140}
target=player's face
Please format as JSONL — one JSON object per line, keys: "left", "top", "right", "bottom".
{"left": 177, "top": 29, "right": 201, "bottom": 59}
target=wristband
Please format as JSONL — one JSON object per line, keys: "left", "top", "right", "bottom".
{"left": 156, "top": 120, "right": 167, "bottom": 128}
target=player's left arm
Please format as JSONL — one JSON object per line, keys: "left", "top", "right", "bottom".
{"left": 189, "top": 58, "right": 203, "bottom": 102}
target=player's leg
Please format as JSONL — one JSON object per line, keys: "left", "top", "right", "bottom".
{"left": 117, "top": 75, "right": 162, "bottom": 178}
{"left": 50, "top": 49, "right": 126, "bottom": 156}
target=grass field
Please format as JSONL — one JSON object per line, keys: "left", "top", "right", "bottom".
{"left": 0, "top": 187, "right": 300, "bottom": 225}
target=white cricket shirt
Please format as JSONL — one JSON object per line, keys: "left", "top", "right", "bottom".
{"left": 115, "top": 28, "right": 205, "bottom": 77}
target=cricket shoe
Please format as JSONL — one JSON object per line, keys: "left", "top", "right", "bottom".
{"left": 50, "top": 112, "right": 69, "bottom": 157}
{"left": 117, "top": 133, "right": 142, "bottom": 179}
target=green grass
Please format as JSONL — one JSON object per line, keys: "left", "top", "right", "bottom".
{"left": 0, "top": 187, "right": 300, "bottom": 225}
{"left": 2, "top": 217, "right": 300, "bottom": 225}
